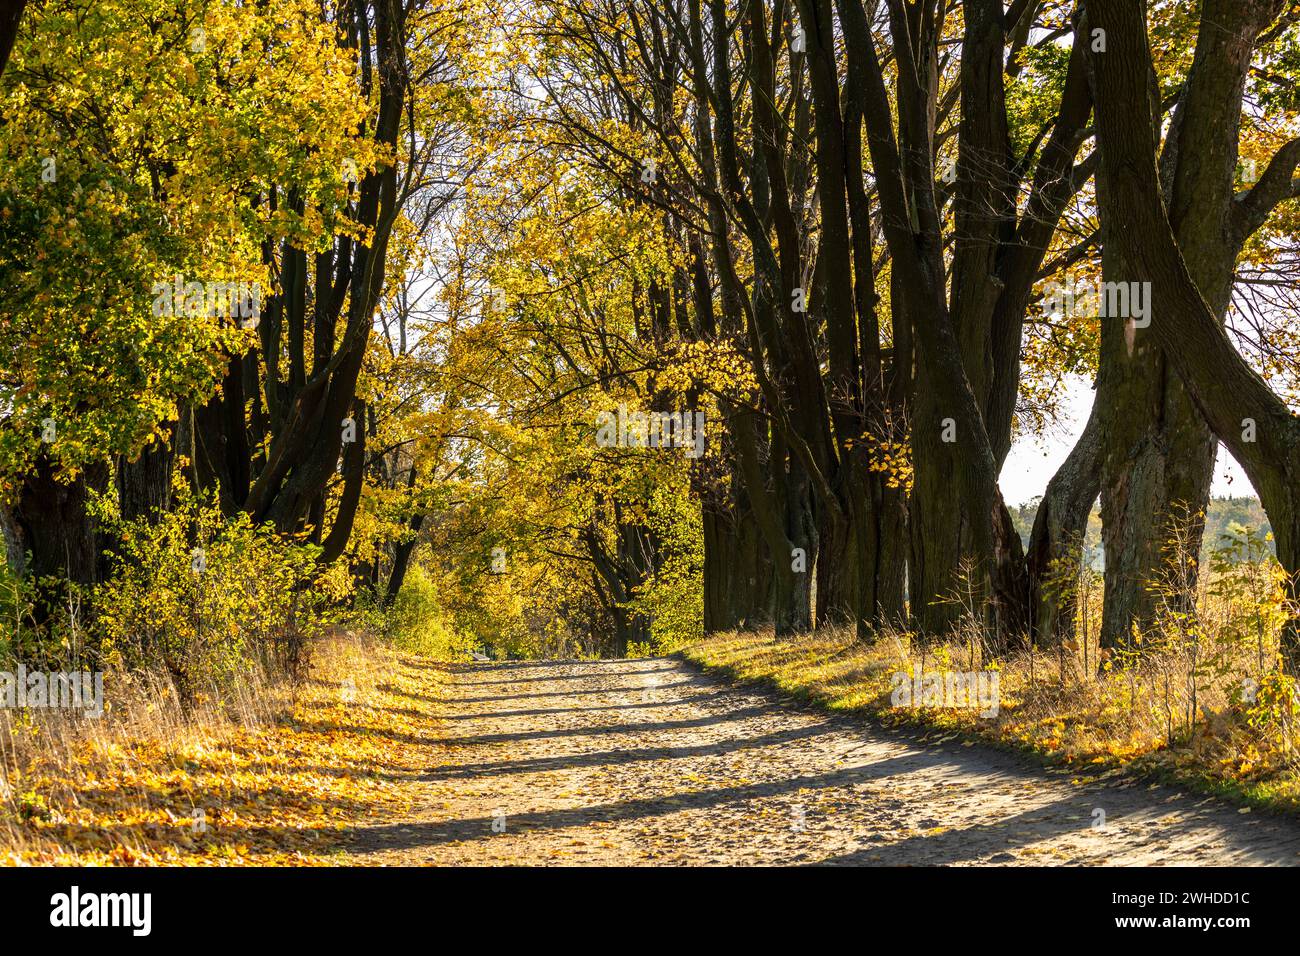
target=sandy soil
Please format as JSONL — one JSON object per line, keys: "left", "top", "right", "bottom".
{"left": 344, "top": 656, "right": 1300, "bottom": 866}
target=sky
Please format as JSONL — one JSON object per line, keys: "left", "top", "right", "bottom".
{"left": 998, "top": 374, "right": 1255, "bottom": 507}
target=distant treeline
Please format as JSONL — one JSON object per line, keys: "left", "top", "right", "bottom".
{"left": 1010, "top": 497, "right": 1274, "bottom": 568}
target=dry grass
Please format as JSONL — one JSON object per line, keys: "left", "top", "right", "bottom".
{"left": 683, "top": 622, "right": 1300, "bottom": 813}
{"left": 0, "top": 632, "right": 447, "bottom": 865}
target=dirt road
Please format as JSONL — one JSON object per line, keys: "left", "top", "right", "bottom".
{"left": 346, "top": 657, "right": 1300, "bottom": 865}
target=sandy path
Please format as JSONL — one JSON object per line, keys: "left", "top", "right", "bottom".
{"left": 344, "top": 657, "right": 1300, "bottom": 865}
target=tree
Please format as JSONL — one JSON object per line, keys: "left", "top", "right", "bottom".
{"left": 1083, "top": 0, "right": 1300, "bottom": 669}
{"left": 0, "top": 0, "right": 360, "bottom": 596}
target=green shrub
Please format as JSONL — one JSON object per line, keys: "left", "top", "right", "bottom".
{"left": 0, "top": 559, "right": 37, "bottom": 666}
{"left": 91, "top": 489, "right": 344, "bottom": 701}
{"left": 382, "top": 564, "right": 474, "bottom": 659}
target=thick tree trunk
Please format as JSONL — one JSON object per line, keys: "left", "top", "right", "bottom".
{"left": 194, "top": 353, "right": 254, "bottom": 515}
{"left": 1093, "top": 0, "right": 1270, "bottom": 648}
{"left": 117, "top": 435, "right": 174, "bottom": 522}
{"left": 1098, "top": 361, "right": 1218, "bottom": 648}
{"left": 0, "top": 1, "right": 26, "bottom": 79}
{"left": 874, "top": 483, "right": 910, "bottom": 628}
{"left": 14, "top": 461, "right": 107, "bottom": 586}
{"left": 841, "top": 0, "right": 1039, "bottom": 649}
{"left": 701, "top": 508, "right": 734, "bottom": 632}
{"left": 1083, "top": 0, "right": 1300, "bottom": 670}
{"left": 12, "top": 458, "right": 109, "bottom": 624}
{"left": 779, "top": 454, "right": 818, "bottom": 634}
{"left": 731, "top": 407, "right": 814, "bottom": 635}
{"left": 702, "top": 505, "right": 767, "bottom": 632}
{"left": 815, "top": 492, "right": 859, "bottom": 631}
{"left": 908, "top": 378, "right": 972, "bottom": 636}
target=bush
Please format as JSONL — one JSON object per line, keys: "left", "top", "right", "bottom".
{"left": 380, "top": 565, "right": 474, "bottom": 659}
{"left": 0, "top": 560, "right": 38, "bottom": 666}
{"left": 91, "top": 489, "right": 345, "bottom": 701}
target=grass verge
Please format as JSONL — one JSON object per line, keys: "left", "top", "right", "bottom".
{"left": 0, "top": 633, "right": 447, "bottom": 865}
{"left": 682, "top": 628, "right": 1300, "bottom": 815}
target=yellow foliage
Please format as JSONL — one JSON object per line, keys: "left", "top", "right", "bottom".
{"left": 0, "top": 636, "right": 445, "bottom": 865}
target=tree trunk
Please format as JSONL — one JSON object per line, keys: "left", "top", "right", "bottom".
{"left": 702, "top": 504, "right": 767, "bottom": 632}
{"left": 12, "top": 458, "right": 109, "bottom": 624}
{"left": 117, "top": 434, "right": 174, "bottom": 522}
{"left": 0, "top": 1, "right": 26, "bottom": 79}
{"left": 383, "top": 512, "right": 425, "bottom": 607}
{"left": 1092, "top": 0, "right": 1273, "bottom": 648}
{"left": 779, "top": 451, "right": 818, "bottom": 634}
{"left": 1083, "top": 0, "right": 1300, "bottom": 670}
